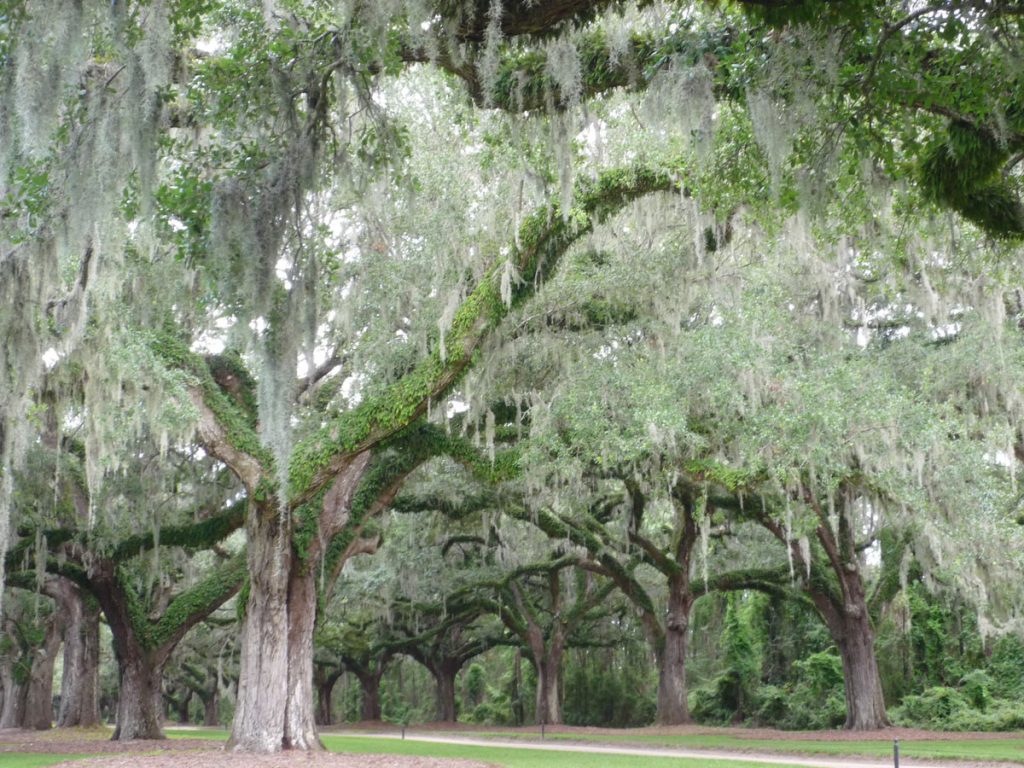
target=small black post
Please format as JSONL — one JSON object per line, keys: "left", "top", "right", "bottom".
{"left": 893, "top": 738, "right": 900, "bottom": 768}
{"left": 401, "top": 725, "right": 406, "bottom": 740}
{"left": 541, "top": 722, "right": 545, "bottom": 740}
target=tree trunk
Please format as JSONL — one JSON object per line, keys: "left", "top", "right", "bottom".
{"left": 530, "top": 629, "right": 564, "bottom": 726}
{"left": 833, "top": 605, "right": 889, "bottom": 730}
{"left": 112, "top": 648, "right": 166, "bottom": 740}
{"left": 203, "top": 689, "right": 220, "bottom": 726}
{"left": 23, "top": 614, "right": 63, "bottom": 730}
{"left": 358, "top": 671, "right": 383, "bottom": 722}
{"left": 0, "top": 661, "right": 26, "bottom": 728}
{"left": 656, "top": 576, "right": 693, "bottom": 725}
{"left": 227, "top": 506, "right": 292, "bottom": 751}
{"left": 283, "top": 565, "right": 321, "bottom": 748}
{"left": 805, "top": 516, "right": 890, "bottom": 731}
{"left": 175, "top": 691, "right": 192, "bottom": 724}
{"left": 511, "top": 650, "right": 524, "bottom": 726}
{"left": 56, "top": 584, "right": 102, "bottom": 728}
{"left": 229, "top": 455, "right": 370, "bottom": 752}
{"left": 315, "top": 669, "right": 340, "bottom": 726}
{"left": 432, "top": 661, "right": 459, "bottom": 722}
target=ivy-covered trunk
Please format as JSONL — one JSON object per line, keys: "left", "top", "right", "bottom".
{"left": 656, "top": 574, "right": 693, "bottom": 725}
{"left": 55, "top": 582, "right": 102, "bottom": 728}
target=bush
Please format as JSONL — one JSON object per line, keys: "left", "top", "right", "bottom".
{"left": 987, "top": 635, "right": 1024, "bottom": 700}
{"left": 893, "top": 686, "right": 970, "bottom": 727}
{"left": 959, "top": 669, "right": 992, "bottom": 711}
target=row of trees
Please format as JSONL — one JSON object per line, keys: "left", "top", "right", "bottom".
{"left": 1, "top": 0, "right": 1023, "bottom": 752}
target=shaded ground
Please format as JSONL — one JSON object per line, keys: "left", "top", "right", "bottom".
{"left": 0, "top": 729, "right": 493, "bottom": 768}
{"left": 44, "top": 755, "right": 494, "bottom": 768}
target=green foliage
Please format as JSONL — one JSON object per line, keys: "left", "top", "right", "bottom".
{"left": 691, "top": 594, "right": 763, "bottom": 724}
{"left": 988, "top": 635, "right": 1024, "bottom": 700}
{"left": 563, "top": 650, "right": 656, "bottom": 727}
{"left": 918, "top": 121, "right": 1024, "bottom": 238}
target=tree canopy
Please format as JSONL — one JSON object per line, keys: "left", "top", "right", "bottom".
{"left": 2, "top": 0, "right": 1024, "bottom": 752}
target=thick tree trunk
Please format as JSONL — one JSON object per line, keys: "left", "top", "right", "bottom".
{"left": 283, "top": 566, "right": 321, "bottom": 749}
{"left": 23, "top": 615, "right": 63, "bottom": 729}
{"left": 203, "top": 690, "right": 220, "bottom": 726}
{"left": 357, "top": 671, "right": 383, "bottom": 722}
{"left": 0, "top": 662, "right": 26, "bottom": 728}
{"left": 229, "top": 454, "right": 370, "bottom": 752}
{"left": 175, "top": 691, "right": 192, "bottom": 724}
{"left": 833, "top": 606, "right": 889, "bottom": 730}
{"left": 227, "top": 508, "right": 292, "bottom": 751}
{"left": 656, "top": 576, "right": 693, "bottom": 725}
{"left": 809, "top": 517, "right": 889, "bottom": 731}
{"left": 112, "top": 648, "right": 166, "bottom": 740}
{"left": 529, "top": 629, "right": 564, "bottom": 726}
{"left": 432, "top": 661, "right": 459, "bottom": 722}
{"left": 315, "top": 667, "right": 342, "bottom": 726}
{"left": 56, "top": 584, "right": 102, "bottom": 728}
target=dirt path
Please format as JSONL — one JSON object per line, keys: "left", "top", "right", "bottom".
{"left": 346, "top": 730, "right": 1007, "bottom": 768}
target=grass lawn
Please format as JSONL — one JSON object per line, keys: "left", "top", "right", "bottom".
{"left": 0, "top": 755, "right": 90, "bottom": 768}
{"left": 320, "top": 734, "right": 813, "bottom": 768}
{"left": 161, "top": 730, "right": 813, "bottom": 767}
{"left": 24, "top": 727, "right": 1019, "bottom": 766}
{"left": 467, "top": 729, "right": 1024, "bottom": 763}
{"left": 6, "top": 733, "right": 813, "bottom": 768}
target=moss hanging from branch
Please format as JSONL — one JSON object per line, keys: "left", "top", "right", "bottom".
{"left": 287, "top": 163, "right": 678, "bottom": 503}
{"left": 918, "top": 119, "right": 1024, "bottom": 239}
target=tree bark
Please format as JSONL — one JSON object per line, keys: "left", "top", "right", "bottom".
{"left": 432, "top": 661, "right": 459, "bottom": 722}
{"left": 112, "top": 647, "right": 166, "bottom": 740}
{"left": 314, "top": 668, "right": 340, "bottom": 726}
{"left": 22, "top": 614, "right": 63, "bottom": 730}
{"left": 202, "top": 687, "right": 221, "bottom": 726}
{"left": 357, "top": 670, "right": 383, "bottom": 722}
{"left": 228, "top": 454, "right": 370, "bottom": 752}
{"left": 55, "top": 583, "right": 102, "bottom": 728}
{"left": 812, "top": 567, "right": 889, "bottom": 731}
{"left": 655, "top": 575, "right": 693, "bottom": 725}
{"left": 528, "top": 627, "right": 564, "bottom": 726}
{"left": 227, "top": 506, "right": 292, "bottom": 751}
{"left": 283, "top": 565, "right": 320, "bottom": 749}
{"left": 0, "top": 659, "right": 26, "bottom": 728}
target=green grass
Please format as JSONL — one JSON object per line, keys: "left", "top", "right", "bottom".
{"left": 464, "top": 730, "right": 1024, "bottom": 763}
{"left": 318, "top": 734, "right": 813, "bottom": 768}
{"left": 146, "top": 728, "right": 1024, "bottom": 765}
{"left": 166, "top": 729, "right": 228, "bottom": 741}
{"left": 161, "top": 730, "right": 811, "bottom": 767}
{"left": 0, "top": 755, "right": 91, "bottom": 768}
